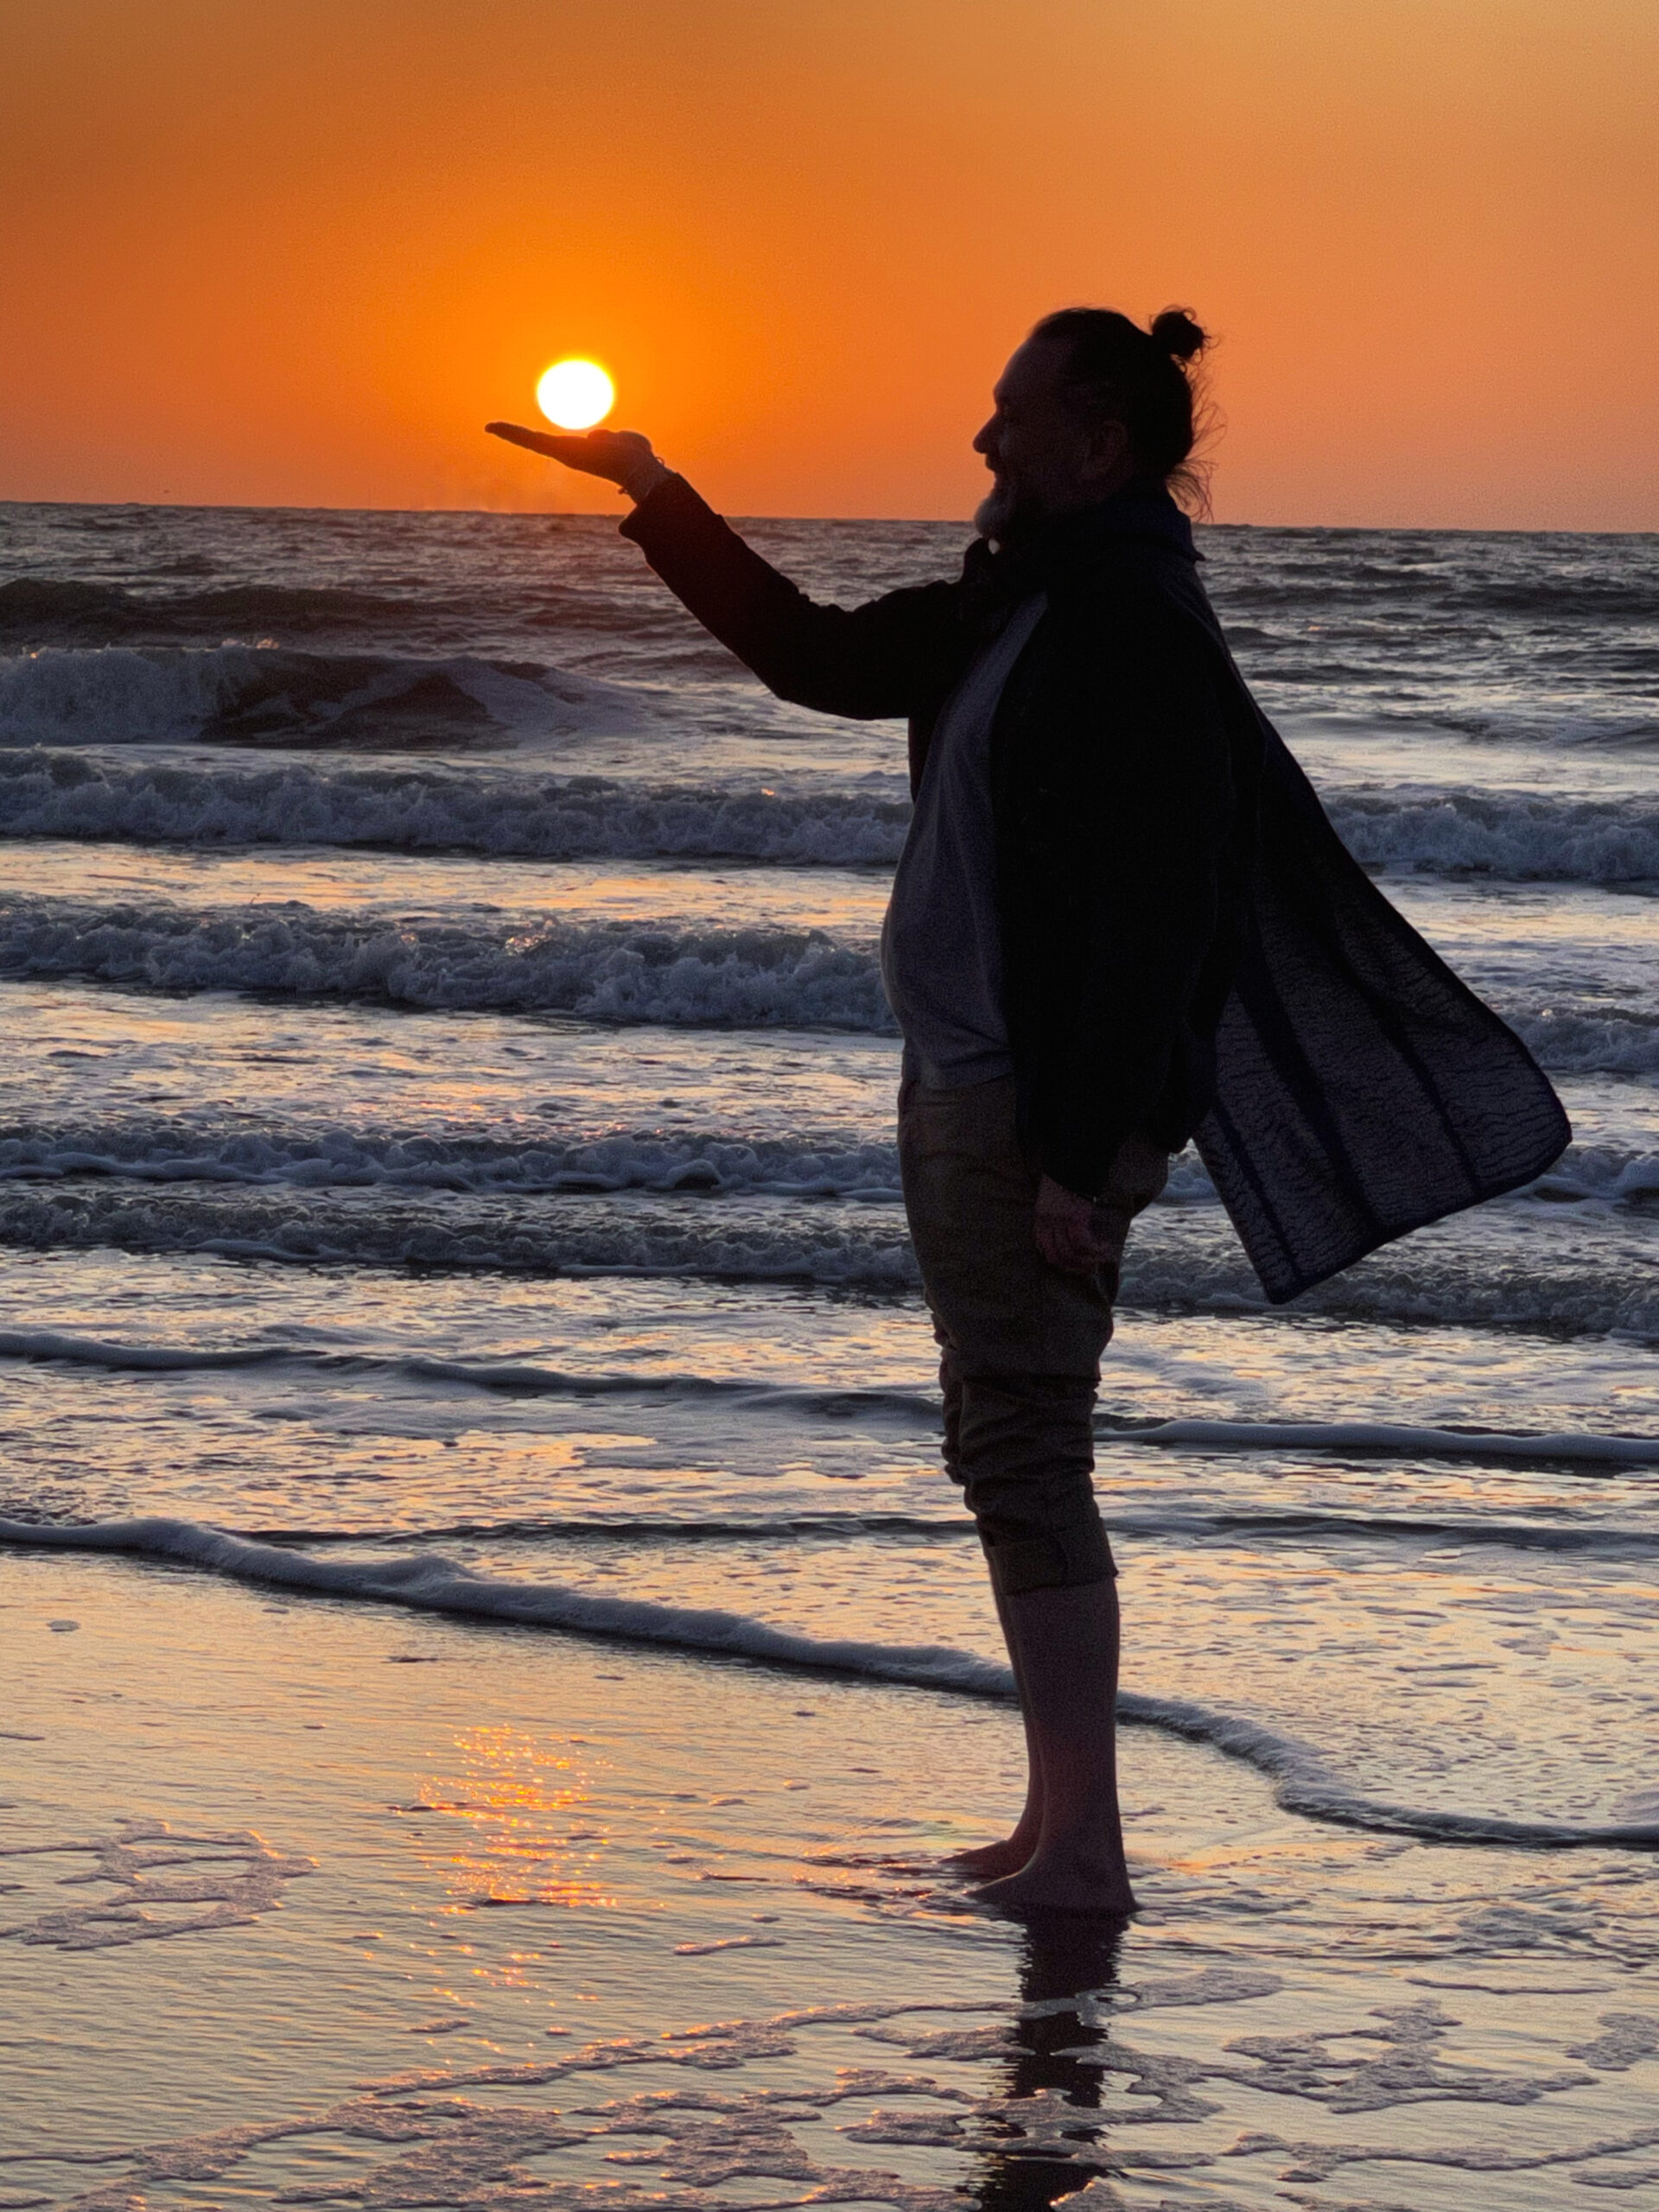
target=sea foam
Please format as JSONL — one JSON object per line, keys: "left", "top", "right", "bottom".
{"left": 8, "top": 742, "right": 1659, "bottom": 884}
{"left": 4, "top": 1513, "right": 1656, "bottom": 1852}
{"left": 1, "top": 889, "right": 1656, "bottom": 1071}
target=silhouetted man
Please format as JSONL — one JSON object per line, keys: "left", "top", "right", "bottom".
{"left": 487, "top": 306, "right": 1566, "bottom": 1913}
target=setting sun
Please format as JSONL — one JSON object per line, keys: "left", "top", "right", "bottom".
{"left": 536, "top": 359, "right": 614, "bottom": 431}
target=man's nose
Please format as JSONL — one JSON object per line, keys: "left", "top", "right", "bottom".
{"left": 972, "top": 416, "right": 997, "bottom": 457}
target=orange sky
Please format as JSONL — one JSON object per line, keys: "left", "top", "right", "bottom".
{"left": 3, "top": 0, "right": 1656, "bottom": 527}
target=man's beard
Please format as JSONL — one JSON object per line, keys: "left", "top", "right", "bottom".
{"left": 975, "top": 476, "right": 1039, "bottom": 544}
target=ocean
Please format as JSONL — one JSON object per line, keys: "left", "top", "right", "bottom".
{"left": 2, "top": 496, "right": 1657, "bottom": 2210}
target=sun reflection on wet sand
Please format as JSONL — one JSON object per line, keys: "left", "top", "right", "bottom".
{"left": 410, "top": 1724, "right": 621, "bottom": 1912}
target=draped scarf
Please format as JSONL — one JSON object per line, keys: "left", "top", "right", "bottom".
{"left": 957, "top": 488, "right": 1570, "bottom": 1301}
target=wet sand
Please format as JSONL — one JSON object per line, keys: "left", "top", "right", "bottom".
{"left": 6, "top": 1550, "right": 1659, "bottom": 2211}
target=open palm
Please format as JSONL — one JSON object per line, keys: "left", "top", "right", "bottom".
{"left": 484, "top": 422, "right": 653, "bottom": 486}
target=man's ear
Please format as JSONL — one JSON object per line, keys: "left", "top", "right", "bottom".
{"left": 1084, "top": 418, "right": 1132, "bottom": 485}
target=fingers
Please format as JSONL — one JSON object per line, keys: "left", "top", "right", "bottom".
{"left": 1034, "top": 1207, "right": 1129, "bottom": 1274}
{"left": 1033, "top": 1173, "right": 1120, "bottom": 1274}
{"left": 485, "top": 423, "right": 590, "bottom": 461}
{"left": 1034, "top": 1215, "right": 1111, "bottom": 1274}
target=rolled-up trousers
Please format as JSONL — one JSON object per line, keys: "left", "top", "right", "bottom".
{"left": 897, "top": 1074, "right": 1166, "bottom": 1596}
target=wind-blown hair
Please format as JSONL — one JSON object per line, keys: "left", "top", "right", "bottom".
{"left": 1032, "top": 306, "right": 1213, "bottom": 511}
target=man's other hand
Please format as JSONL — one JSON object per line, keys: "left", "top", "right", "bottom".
{"left": 1034, "top": 1138, "right": 1169, "bottom": 1275}
{"left": 485, "top": 423, "right": 655, "bottom": 486}
{"left": 1033, "top": 1175, "right": 1126, "bottom": 1274}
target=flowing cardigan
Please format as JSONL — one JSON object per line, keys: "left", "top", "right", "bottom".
{"left": 620, "top": 477, "right": 1570, "bottom": 1302}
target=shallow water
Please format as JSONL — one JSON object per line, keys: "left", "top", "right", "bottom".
{"left": 2, "top": 499, "right": 1657, "bottom": 2207}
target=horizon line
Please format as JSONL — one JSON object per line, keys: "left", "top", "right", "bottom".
{"left": 2, "top": 495, "right": 1656, "bottom": 540}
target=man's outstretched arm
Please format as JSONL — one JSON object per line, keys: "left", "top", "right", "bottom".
{"left": 486, "top": 423, "right": 957, "bottom": 721}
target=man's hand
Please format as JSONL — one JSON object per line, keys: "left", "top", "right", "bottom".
{"left": 1033, "top": 1139, "right": 1170, "bottom": 1276}
{"left": 1033, "top": 1175, "right": 1128, "bottom": 1275}
{"left": 485, "top": 423, "right": 655, "bottom": 487}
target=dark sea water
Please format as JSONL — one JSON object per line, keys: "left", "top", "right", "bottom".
{"left": 3, "top": 499, "right": 1658, "bottom": 2209}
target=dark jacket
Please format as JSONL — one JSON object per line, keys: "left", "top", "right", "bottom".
{"left": 620, "top": 477, "right": 1570, "bottom": 1300}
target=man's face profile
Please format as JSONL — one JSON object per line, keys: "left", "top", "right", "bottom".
{"left": 973, "top": 336, "right": 1130, "bottom": 543}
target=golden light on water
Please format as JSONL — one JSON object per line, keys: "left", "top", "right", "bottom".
{"left": 536, "top": 359, "right": 615, "bottom": 430}
{"left": 414, "top": 1725, "right": 620, "bottom": 1912}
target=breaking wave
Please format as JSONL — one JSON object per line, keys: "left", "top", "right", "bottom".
{"left": 0, "top": 1116, "right": 909, "bottom": 1200}
{"left": 1, "top": 1179, "right": 1657, "bottom": 1337}
{"left": 0, "top": 1180, "right": 924, "bottom": 1285}
{"left": 2, "top": 888, "right": 1656, "bottom": 1074}
{"left": 4, "top": 1511, "right": 1656, "bottom": 1850}
{"left": 0, "top": 894, "right": 895, "bottom": 1028}
{"left": 1328, "top": 787, "right": 1659, "bottom": 881}
{"left": 8, "top": 1114, "right": 1656, "bottom": 1208}
{"left": 0, "top": 750, "right": 912, "bottom": 865}
{"left": 1506, "top": 1009, "right": 1659, "bottom": 1077}
{"left": 9, "top": 739, "right": 1659, "bottom": 885}
{"left": 0, "top": 645, "right": 645, "bottom": 750}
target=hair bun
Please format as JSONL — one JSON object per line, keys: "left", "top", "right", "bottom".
{"left": 1150, "top": 307, "right": 1207, "bottom": 362}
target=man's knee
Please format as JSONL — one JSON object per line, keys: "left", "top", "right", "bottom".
{"left": 949, "top": 1370, "right": 1114, "bottom": 1592}
{"left": 979, "top": 1511, "right": 1116, "bottom": 1594}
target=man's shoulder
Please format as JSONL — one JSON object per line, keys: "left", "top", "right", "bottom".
{"left": 1049, "top": 556, "right": 1203, "bottom": 632}
{"left": 1037, "top": 563, "right": 1224, "bottom": 697}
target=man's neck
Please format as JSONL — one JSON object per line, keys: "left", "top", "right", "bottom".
{"left": 984, "top": 474, "right": 1159, "bottom": 547}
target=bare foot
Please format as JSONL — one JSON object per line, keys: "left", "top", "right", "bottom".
{"left": 942, "top": 1836, "right": 1033, "bottom": 1880}
{"left": 973, "top": 1851, "right": 1137, "bottom": 1917}
{"left": 943, "top": 1801, "right": 1043, "bottom": 1879}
